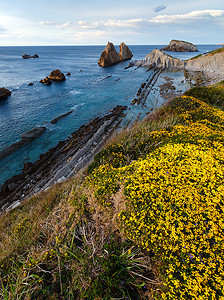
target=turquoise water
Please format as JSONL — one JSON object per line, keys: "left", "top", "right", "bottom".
{"left": 0, "top": 44, "right": 221, "bottom": 184}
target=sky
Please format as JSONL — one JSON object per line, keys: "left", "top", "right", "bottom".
{"left": 0, "top": 0, "right": 223, "bottom": 46}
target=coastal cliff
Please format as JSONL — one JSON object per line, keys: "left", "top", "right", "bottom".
{"left": 186, "top": 47, "right": 224, "bottom": 78}
{"left": 137, "top": 49, "right": 184, "bottom": 69}
{"left": 136, "top": 47, "right": 224, "bottom": 83}
{"left": 162, "top": 39, "right": 198, "bottom": 52}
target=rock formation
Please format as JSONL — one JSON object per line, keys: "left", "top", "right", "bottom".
{"left": 186, "top": 48, "right": 224, "bottom": 78}
{"left": 137, "top": 49, "right": 184, "bottom": 70}
{"left": 98, "top": 42, "right": 133, "bottom": 67}
{"left": 49, "top": 69, "right": 66, "bottom": 81}
{"left": 0, "top": 127, "right": 46, "bottom": 162}
{"left": 119, "top": 42, "right": 133, "bottom": 61}
{"left": 98, "top": 42, "right": 121, "bottom": 67}
{"left": 162, "top": 40, "right": 198, "bottom": 52}
{"left": 0, "top": 88, "right": 11, "bottom": 101}
{"left": 22, "top": 54, "right": 39, "bottom": 59}
{"left": 40, "top": 77, "right": 52, "bottom": 85}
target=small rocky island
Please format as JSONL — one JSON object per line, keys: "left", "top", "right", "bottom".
{"left": 98, "top": 42, "right": 133, "bottom": 67}
{"left": 40, "top": 69, "right": 66, "bottom": 84}
{"left": 22, "top": 54, "right": 39, "bottom": 59}
{"left": 162, "top": 40, "right": 198, "bottom": 52}
{"left": 0, "top": 88, "right": 11, "bottom": 101}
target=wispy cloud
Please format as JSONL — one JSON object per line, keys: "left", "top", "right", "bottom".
{"left": 153, "top": 5, "right": 166, "bottom": 13}
{"left": 149, "top": 10, "right": 224, "bottom": 23}
{"left": 39, "top": 20, "right": 55, "bottom": 26}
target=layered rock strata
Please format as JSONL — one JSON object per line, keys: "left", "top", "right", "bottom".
{"left": 162, "top": 40, "right": 198, "bottom": 52}
{"left": 0, "top": 105, "right": 127, "bottom": 211}
{"left": 137, "top": 49, "right": 184, "bottom": 70}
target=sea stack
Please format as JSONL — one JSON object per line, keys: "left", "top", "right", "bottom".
{"left": 0, "top": 88, "right": 11, "bottom": 101}
{"left": 119, "top": 42, "right": 133, "bottom": 61}
{"left": 98, "top": 42, "right": 121, "bottom": 67}
{"left": 162, "top": 40, "right": 198, "bottom": 52}
{"left": 49, "top": 69, "right": 66, "bottom": 81}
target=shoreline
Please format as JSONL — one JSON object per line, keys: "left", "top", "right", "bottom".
{"left": 0, "top": 105, "right": 126, "bottom": 212}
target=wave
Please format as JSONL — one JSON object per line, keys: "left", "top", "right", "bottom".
{"left": 68, "top": 90, "right": 82, "bottom": 95}
{"left": 71, "top": 103, "right": 85, "bottom": 110}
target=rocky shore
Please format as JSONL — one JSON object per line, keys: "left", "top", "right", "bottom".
{"left": 0, "top": 105, "right": 126, "bottom": 211}
{"left": 136, "top": 47, "right": 224, "bottom": 84}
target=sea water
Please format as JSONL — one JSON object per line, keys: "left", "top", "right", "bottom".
{"left": 0, "top": 44, "right": 221, "bottom": 184}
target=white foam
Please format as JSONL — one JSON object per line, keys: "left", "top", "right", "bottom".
{"left": 69, "top": 90, "right": 81, "bottom": 95}
{"left": 71, "top": 103, "right": 85, "bottom": 110}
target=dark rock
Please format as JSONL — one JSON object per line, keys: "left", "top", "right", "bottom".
{"left": 49, "top": 69, "right": 66, "bottom": 82}
{"left": 0, "top": 88, "right": 11, "bottom": 101}
{"left": 0, "top": 127, "right": 46, "bottom": 162}
{"left": 23, "top": 162, "right": 33, "bottom": 172}
{"left": 66, "top": 72, "right": 71, "bottom": 76}
{"left": 162, "top": 40, "right": 198, "bottom": 52}
{"left": 20, "top": 127, "right": 46, "bottom": 139}
{"left": 8, "top": 183, "right": 18, "bottom": 192}
{"left": 22, "top": 54, "right": 39, "bottom": 59}
{"left": 51, "top": 111, "right": 73, "bottom": 124}
{"left": 40, "top": 77, "right": 52, "bottom": 85}
{"left": 28, "top": 82, "right": 34, "bottom": 86}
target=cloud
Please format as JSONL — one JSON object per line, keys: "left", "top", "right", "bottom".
{"left": 53, "top": 19, "right": 144, "bottom": 30}
{"left": 149, "top": 10, "right": 224, "bottom": 23}
{"left": 153, "top": 5, "right": 166, "bottom": 13}
{"left": 39, "top": 20, "right": 55, "bottom": 26}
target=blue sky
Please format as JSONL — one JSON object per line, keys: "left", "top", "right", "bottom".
{"left": 0, "top": 0, "right": 223, "bottom": 45}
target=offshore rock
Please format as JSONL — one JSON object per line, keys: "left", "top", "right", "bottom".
{"left": 22, "top": 54, "right": 39, "bottom": 59}
{"left": 119, "top": 42, "right": 133, "bottom": 61}
{"left": 162, "top": 40, "right": 198, "bottom": 52}
{"left": 0, "top": 88, "right": 11, "bottom": 101}
{"left": 40, "top": 77, "right": 52, "bottom": 85}
{"left": 49, "top": 69, "right": 66, "bottom": 81}
{"left": 137, "top": 49, "right": 184, "bottom": 70}
{"left": 98, "top": 42, "right": 121, "bottom": 67}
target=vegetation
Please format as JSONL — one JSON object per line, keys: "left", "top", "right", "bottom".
{"left": 0, "top": 83, "right": 224, "bottom": 299}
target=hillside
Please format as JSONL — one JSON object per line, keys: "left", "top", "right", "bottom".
{"left": 0, "top": 82, "right": 224, "bottom": 299}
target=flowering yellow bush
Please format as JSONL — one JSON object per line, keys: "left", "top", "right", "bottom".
{"left": 88, "top": 95, "right": 224, "bottom": 299}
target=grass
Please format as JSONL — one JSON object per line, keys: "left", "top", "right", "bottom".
{"left": 0, "top": 82, "right": 224, "bottom": 299}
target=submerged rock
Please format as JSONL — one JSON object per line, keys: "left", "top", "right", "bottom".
{"left": 98, "top": 42, "right": 121, "bottom": 67}
{"left": 162, "top": 40, "right": 198, "bottom": 52}
{"left": 22, "top": 54, "right": 39, "bottom": 59}
{"left": 0, "top": 88, "right": 11, "bottom": 101}
{"left": 119, "top": 42, "right": 133, "bottom": 61}
{"left": 49, "top": 69, "right": 66, "bottom": 82}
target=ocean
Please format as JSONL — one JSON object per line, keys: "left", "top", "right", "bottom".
{"left": 0, "top": 44, "right": 221, "bottom": 185}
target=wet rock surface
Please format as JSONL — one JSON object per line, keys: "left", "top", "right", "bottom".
{"left": 40, "top": 77, "right": 52, "bottom": 85}
{"left": 0, "top": 106, "right": 127, "bottom": 211}
{"left": 49, "top": 69, "right": 66, "bottom": 81}
{"left": 22, "top": 54, "right": 39, "bottom": 59}
{"left": 51, "top": 111, "right": 73, "bottom": 124}
{"left": 0, "top": 127, "right": 46, "bottom": 162}
{"left": 0, "top": 88, "right": 11, "bottom": 101}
